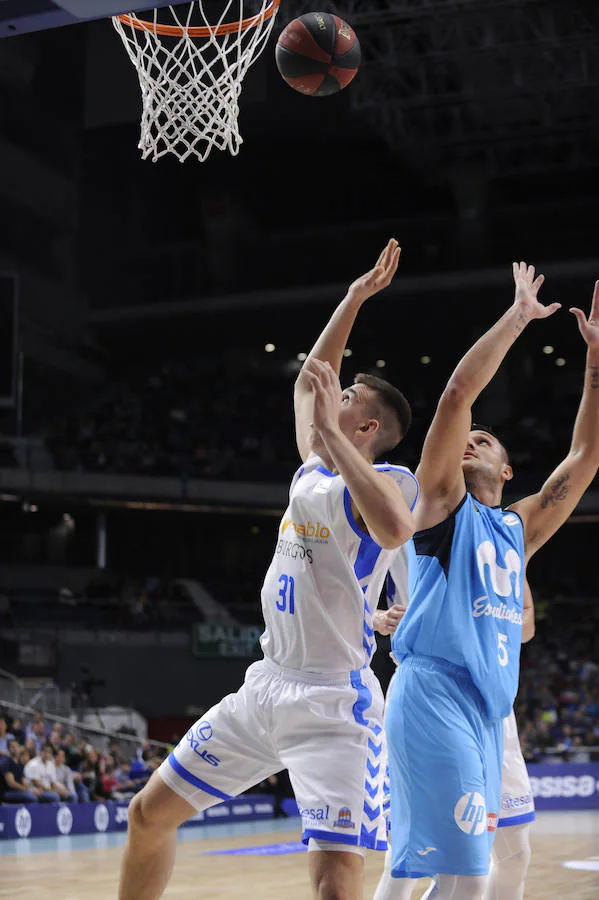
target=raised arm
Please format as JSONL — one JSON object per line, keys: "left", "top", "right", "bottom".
{"left": 294, "top": 239, "right": 401, "bottom": 461}
{"left": 415, "top": 263, "right": 560, "bottom": 529}
{"left": 303, "top": 358, "right": 414, "bottom": 549}
{"left": 511, "top": 280, "right": 599, "bottom": 557}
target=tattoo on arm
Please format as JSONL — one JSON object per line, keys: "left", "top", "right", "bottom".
{"left": 514, "top": 313, "right": 528, "bottom": 335}
{"left": 589, "top": 365, "right": 599, "bottom": 389}
{"left": 540, "top": 473, "right": 570, "bottom": 509}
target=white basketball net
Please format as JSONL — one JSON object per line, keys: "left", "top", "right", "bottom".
{"left": 112, "top": 2, "right": 281, "bottom": 162}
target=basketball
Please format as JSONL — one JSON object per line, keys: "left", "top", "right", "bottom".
{"left": 275, "top": 12, "right": 361, "bottom": 97}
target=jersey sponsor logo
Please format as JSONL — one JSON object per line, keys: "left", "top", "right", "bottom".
{"left": 502, "top": 513, "right": 520, "bottom": 527}
{"left": 454, "top": 792, "right": 487, "bottom": 836}
{"left": 299, "top": 805, "right": 330, "bottom": 821}
{"left": 281, "top": 518, "right": 330, "bottom": 542}
{"left": 276, "top": 538, "right": 314, "bottom": 564}
{"left": 487, "top": 812, "right": 498, "bottom": 832}
{"left": 472, "top": 596, "right": 523, "bottom": 625}
{"left": 313, "top": 478, "right": 333, "bottom": 495}
{"left": 530, "top": 774, "right": 598, "bottom": 799}
{"left": 416, "top": 846, "right": 437, "bottom": 856}
{"left": 333, "top": 806, "right": 356, "bottom": 829}
{"left": 476, "top": 542, "right": 522, "bottom": 599}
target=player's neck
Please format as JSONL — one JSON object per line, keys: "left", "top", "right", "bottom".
{"left": 464, "top": 475, "right": 503, "bottom": 508}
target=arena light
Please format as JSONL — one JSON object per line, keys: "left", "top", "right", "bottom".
{"left": 343, "top": 348, "right": 353, "bottom": 358}
{"left": 543, "top": 345, "right": 554, "bottom": 354}
{"left": 375, "top": 359, "right": 386, "bottom": 368}
{"left": 297, "top": 352, "right": 307, "bottom": 361}
{"left": 556, "top": 358, "right": 566, "bottom": 367}
{"left": 264, "top": 343, "right": 275, "bottom": 353}
{"left": 420, "top": 355, "right": 431, "bottom": 365}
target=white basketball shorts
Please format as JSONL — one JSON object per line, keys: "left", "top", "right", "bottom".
{"left": 158, "top": 657, "right": 388, "bottom": 849}
{"left": 498, "top": 708, "right": 535, "bottom": 827}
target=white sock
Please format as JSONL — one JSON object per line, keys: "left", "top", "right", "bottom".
{"left": 482, "top": 823, "right": 532, "bottom": 900}
{"left": 372, "top": 848, "right": 420, "bottom": 900}
{"left": 420, "top": 875, "right": 487, "bottom": 900}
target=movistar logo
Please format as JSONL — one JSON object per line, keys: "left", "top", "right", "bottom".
{"left": 476, "top": 541, "right": 521, "bottom": 599}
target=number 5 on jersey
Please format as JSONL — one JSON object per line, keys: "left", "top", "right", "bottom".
{"left": 277, "top": 574, "right": 295, "bottom": 615}
{"left": 498, "top": 632, "right": 508, "bottom": 667}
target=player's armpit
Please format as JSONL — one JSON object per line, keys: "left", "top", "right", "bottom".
{"left": 511, "top": 450, "right": 598, "bottom": 556}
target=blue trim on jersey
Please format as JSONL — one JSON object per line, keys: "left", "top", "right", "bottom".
{"left": 343, "top": 487, "right": 368, "bottom": 539}
{"left": 374, "top": 463, "right": 421, "bottom": 512}
{"left": 167, "top": 753, "right": 232, "bottom": 802}
{"left": 302, "top": 827, "right": 359, "bottom": 846}
{"left": 316, "top": 465, "right": 336, "bottom": 477}
{"left": 498, "top": 811, "right": 535, "bottom": 828}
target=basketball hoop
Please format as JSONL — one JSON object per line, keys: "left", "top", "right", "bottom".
{"left": 113, "top": 1, "right": 281, "bottom": 162}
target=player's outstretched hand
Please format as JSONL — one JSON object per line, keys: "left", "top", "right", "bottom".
{"left": 373, "top": 604, "right": 406, "bottom": 636}
{"left": 512, "top": 261, "right": 561, "bottom": 321}
{"left": 570, "top": 281, "right": 599, "bottom": 350}
{"left": 347, "top": 238, "right": 401, "bottom": 305}
{"left": 303, "top": 358, "right": 343, "bottom": 435}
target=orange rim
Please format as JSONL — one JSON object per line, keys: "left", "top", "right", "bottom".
{"left": 117, "top": 0, "right": 281, "bottom": 37}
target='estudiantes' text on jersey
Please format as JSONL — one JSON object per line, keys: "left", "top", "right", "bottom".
{"left": 260, "top": 455, "right": 419, "bottom": 673}
{"left": 391, "top": 494, "right": 524, "bottom": 719}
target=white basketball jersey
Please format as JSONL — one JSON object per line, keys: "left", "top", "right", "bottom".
{"left": 260, "top": 455, "right": 419, "bottom": 673}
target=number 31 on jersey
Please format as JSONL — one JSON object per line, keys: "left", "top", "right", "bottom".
{"left": 277, "top": 574, "right": 295, "bottom": 615}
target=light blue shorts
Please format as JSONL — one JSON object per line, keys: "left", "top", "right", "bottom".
{"left": 386, "top": 655, "right": 503, "bottom": 877}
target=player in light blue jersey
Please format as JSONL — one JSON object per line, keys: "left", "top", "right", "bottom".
{"left": 386, "top": 264, "right": 599, "bottom": 900}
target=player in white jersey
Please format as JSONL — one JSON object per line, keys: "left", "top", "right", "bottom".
{"left": 118, "top": 239, "right": 419, "bottom": 900}
{"left": 372, "top": 558, "right": 537, "bottom": 900}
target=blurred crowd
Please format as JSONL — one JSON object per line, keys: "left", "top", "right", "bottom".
{"left": 0, "top": 709, "right": 168, "bottom": 805}
{"left": 516, "top": 636, "right": 599, "bottom": 763}
{"left": 45, "top": 358, "right": 295, "bottom": 483}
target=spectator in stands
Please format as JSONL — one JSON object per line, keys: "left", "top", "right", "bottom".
{"left": 101, "top": 761, "right": 119, "bottom": 800}
{"left": 25, "top": 710, "right": 47, "bottom": 741}
{"left": 0, "top": 716, "right": 15, "bottom": 756}
{"left": 9, "top": 717, "right": 25, "bottom": 746}
{"left": 29, "top": 720, "right": 48, "bottom": 755}
{"left": 113, "top": 761, "right": 144, "bottom": 799}
{"left": 53, "top": 748, "right": 80, "bottom": 803}
{"left": 61, "top": 731, "right": 83, "bottom": 770}
{"left": 0, "top": 740, "right": 39, "bottom": 803}
{"left": 79, "top": 747, "right": 101, "bottom": 799}
{"left": 108, "top": 738, "right": 126, "bottom": 767}
{"left": 48, "top": 728, "right": 63, "bottom": 751}
{"left": 24, "top": 744, "right": 62, "bottom": 802}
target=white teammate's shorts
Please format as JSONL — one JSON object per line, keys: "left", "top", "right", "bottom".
{"left": 498, "top": 709, "right": 535, "bottom": 828}
{"left": 158, "top": 657, "right": 388, "bottom": 850}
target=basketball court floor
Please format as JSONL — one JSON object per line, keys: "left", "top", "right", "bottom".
{"left": 1, "top": 811, "right": 597, "bottom": 898}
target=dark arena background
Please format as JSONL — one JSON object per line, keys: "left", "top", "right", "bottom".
{"left": 0, "top": 1, "right": 597, "bottom": 896}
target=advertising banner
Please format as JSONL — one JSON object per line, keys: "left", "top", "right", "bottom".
{"left": 0, "top": 794, "right": 274, "bottom": 840}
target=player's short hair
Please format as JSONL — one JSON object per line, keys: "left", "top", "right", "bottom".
{"left": 471, "top": 424, "right": 510, "bottom": 465}
{"left": 355, "top": 373, "right": 412, "bottom": 458}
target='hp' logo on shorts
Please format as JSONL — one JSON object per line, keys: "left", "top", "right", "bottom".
{"left": 454, "top": 792, "right": 487, "bottom": 836}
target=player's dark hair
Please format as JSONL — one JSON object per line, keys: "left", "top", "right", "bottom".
{"left": 471, "top": 424, "right": 510, "bottom": 465}
{"left": 355, "top": 373, "right": 412, "bottom": 458}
